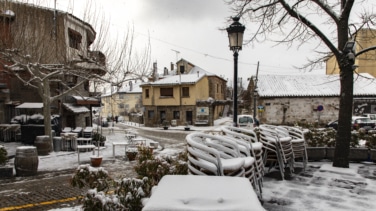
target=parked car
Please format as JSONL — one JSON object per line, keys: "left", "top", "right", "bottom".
{"left": 326, "top": 116, "right": 375, "bottom": 132}
{"left": 237, "top": 115, "right": 258, "bottom": 128}
{"left": 352, "top": 116, "right": 375, "bottom": 131}
{"left": 326, "top": 120, "right": 338, "bottom": 130}
{"left": 361, "top": 114, "right": 376, "bottom": 124}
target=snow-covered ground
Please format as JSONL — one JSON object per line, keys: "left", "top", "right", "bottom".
{"left": 2, "top": 117, "right": 376, "bottom": 211}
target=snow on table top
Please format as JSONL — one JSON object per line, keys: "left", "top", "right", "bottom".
{"left": 142, "top": 175, "right": 265, "bottom": 211}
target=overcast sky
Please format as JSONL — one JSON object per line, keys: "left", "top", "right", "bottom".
{"left": 20, "top": 0, "right": 327, "bottom": 87}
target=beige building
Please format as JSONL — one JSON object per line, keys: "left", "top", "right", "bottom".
{"left": 101, "top": 81, "right": 142, "bottom": 121}
{"left": 141, "top": 59, "right": 228, "bottom": 127}
{"left": 326, "top": 29, "right": 376, "bottom": 76}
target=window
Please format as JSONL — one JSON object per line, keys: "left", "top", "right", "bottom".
{"left": 217, "top": 84, "right": 219, "bottom": 93}
{"left": 173, "top": 111, "right": 180, "bottom": 119}
{"left": 68, "top": 28, "right": 82, "bottom": 50}
{"left": 182, "top": 87, "right": 189, "bottom": 97}
{"left": 119, "top": 94, "right": 124, "bottom": 99}
{"left": 119, "top": 103, "right": 124, "bottom": 109}
{"left": 148, "top": 110, "right": 154, "bottom": 119}
{"left": 145, "top": 89, "right": 149, "bottom": 98}
{"left": 160, "top": 87, "right": 173, "bottom": 97}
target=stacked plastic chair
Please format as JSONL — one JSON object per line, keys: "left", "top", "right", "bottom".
{"left": 221, "top": 126, "right": 264, "bottom": 194}
{"left": 282, "top": 126, "right": 308, "bottom": 171}
{"left": 259, "top": 125, "right": 294, "bottom": 180}
{"left": 186, "top": 132, "right": 245, "bottom": 177}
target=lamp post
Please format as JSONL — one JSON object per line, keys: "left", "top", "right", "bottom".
{"left": 227, "top": 17, "right": 245, "bottom": 126}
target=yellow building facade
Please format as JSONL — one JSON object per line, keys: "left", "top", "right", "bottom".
{"left": 141, "top": 59, "right": 227, "bottom": 127}
{"left": 326, "top": 29, "right": 376, "bottom": 76}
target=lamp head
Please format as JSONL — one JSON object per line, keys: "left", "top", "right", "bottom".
{"left": 226, "top": 17, "right": 245, "bottom": 52}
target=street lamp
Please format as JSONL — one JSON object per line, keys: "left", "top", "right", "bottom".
{"left": 227, "top": 17, "right": 245, "bottom": 126}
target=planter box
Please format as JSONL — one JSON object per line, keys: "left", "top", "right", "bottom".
{"left": 349, "top": 148, "right": 369, "bottom": 162}
{"left": 370, "top": 149, "right": 376, "bottom": 162}
{"left": 326, "top": 147, "right": 335, "bottom": 160}
{"left": 0, "top": 166, "right": 14, "bottom": 178}
{"left": 306, "top": 147, "right": 326, "bottom": 161}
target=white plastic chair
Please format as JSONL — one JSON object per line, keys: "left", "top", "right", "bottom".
{"left": 186, "top": 132, "right": 245, "bottom": 177}
{"left": 282, "top": 126, "right": 308, "bottom": 171}
{"left": 221, "top": 126, "right": 264, "bottom": 191}
{"left": 259, "top": 125, "right": 294, "bottom": 180}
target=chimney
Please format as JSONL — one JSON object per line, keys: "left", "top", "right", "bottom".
{"left": 171, "top": 62, "right": 174, "bottom": 71}
{"left": 197, "top": 71, "right": 199, "bottom": 78}
{"left": 129, "top": 81, "right": 133, "bottom": 91}
{"left": 164, "top": 67, "right": 169, "bottom": 76}
{"left": 153, "top": 62, "right": 159, "bottom": 81}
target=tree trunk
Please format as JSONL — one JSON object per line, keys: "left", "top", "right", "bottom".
{"left": 42, "top": 79, "right": 53, "bottom": 147}
{"left": 333, "top": 60, "right": 354, "bottom": 168}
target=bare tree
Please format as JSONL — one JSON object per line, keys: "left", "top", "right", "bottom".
{"left": 227, "top": 0, "right": 376, "bottom": 167}
{"left": 0, "top": 1, "right": 151, "bottom": 143}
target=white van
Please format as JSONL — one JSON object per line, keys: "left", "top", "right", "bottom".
{"left": 237, "top": 115, "right": 257, "bottom": 128}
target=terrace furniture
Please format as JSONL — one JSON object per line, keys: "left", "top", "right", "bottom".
{"left": 186, "top": 132, "right": 245, "bottom": 177}
{"left": 142, "top": 175, "right": 265, "bottom": 211}
{"left": 259, "top": 125, "right": 294, "bottom": 180}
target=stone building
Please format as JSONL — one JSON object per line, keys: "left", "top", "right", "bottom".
{"left": 0, "top": 1, "right": 105, "bottom": 128}
{"left": 247, "top": 73, "right": 376, "bottom": 125}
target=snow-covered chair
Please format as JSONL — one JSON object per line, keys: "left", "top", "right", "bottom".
{"left": 259, "top": 125, "right": 294, "bottom": 180}
{"left": 186, "top": 132, "right": 245, "bottom": 177}
{"left": 221, "top": 126, "right": 264, "bottom": 196}
{"left": 61, "top": 127, "right": 72, "bottom": 134}
{"left": 281, "top": 126, "right": 308, "bottom": 171}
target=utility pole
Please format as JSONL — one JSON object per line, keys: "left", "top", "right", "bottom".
{"left": 253, "top": 61, "right": 259, "bottom": 118}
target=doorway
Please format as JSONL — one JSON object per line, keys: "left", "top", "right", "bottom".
{"left": 186, "top": 111, "right": 193, "bottom": 125}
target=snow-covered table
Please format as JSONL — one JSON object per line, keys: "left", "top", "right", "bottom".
{"left": 142, "top": 175, "right": 265, "bottom": 211}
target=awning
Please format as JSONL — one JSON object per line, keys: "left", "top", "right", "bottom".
{"left": 72, "top": 95, "right": 100, "bottom": 106}
{"left": 63, "top": 103, "right": 90, "bottom": 114}
{"left": 15, "top": 102, "right": 43, "bottom": 109}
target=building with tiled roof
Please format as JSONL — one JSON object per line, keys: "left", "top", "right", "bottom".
{"left": 247, "top": 73, "right": 376, "bottom": 125}
{"left": 141, "top": 59, "right": 228, "bottom": 127}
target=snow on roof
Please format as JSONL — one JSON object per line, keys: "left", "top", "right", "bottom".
{"left": 15, "top": 102, "right": 43, "bottom": 109}
{"left": 63, "top": 103, "right": 90, "bottom": 113}
{"left": 142, "top": 72, "right": 206, "bottom": 86}
{"left": 256, "top": 73, "right": 376, "bottom": 97}
{"left": 118, "top": 82, "right": 142, "bottom": 93}
{"left": 72, "top": 96, "right": 99, "bottom": 102}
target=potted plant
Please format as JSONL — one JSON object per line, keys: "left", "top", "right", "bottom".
{"left": 126, "top": 147, "right": 138, "bottom": 161}
{"left": 162, "top": 120, "right": 169, "bottom": 130}
{"left": 90, "top": 132, "right": 106, "bottom": 167}
{"left": 0, "top": 145, "right": 13, "bottom": 178}
{"left": 184, "top": 122, "right": 191, "bottom": 131}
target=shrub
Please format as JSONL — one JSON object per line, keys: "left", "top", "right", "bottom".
{"left": 135, "top": 146, "right": 188, "bottom": 187}
{"left": 71, "top": 164, "right": 150, "bottom": 211}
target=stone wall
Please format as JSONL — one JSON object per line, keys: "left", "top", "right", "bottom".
{"left": 258, "top": 97, "right": 339, "bottom": 125}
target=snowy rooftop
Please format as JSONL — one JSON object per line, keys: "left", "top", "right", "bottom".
{"left": 256, "top": 73, "right": 376, "bottom": 97}
{"left": 142, "top": 72, "right": 206, "bottom": 86}
{"left": 63, "top": 103, "right": 90, "bottom": 113}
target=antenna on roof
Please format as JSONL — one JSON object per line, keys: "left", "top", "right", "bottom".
{"left": 171, "top": 49, "right": 180, "bottom": 62}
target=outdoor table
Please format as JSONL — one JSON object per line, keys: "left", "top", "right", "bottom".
{"left": 61, "top": 133, "right": 77, "bottom": 151}
{"left": 77, "top": 145, "right": 96, "bottom": 164}
{"left": 142, "top": 175, "right": 265, "bottom": 211}
{"left": 112, "top": 141, "right": 130, "bottom": 158}
{"left": 132, "top": 137, "right": 146, "bottom": 145}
